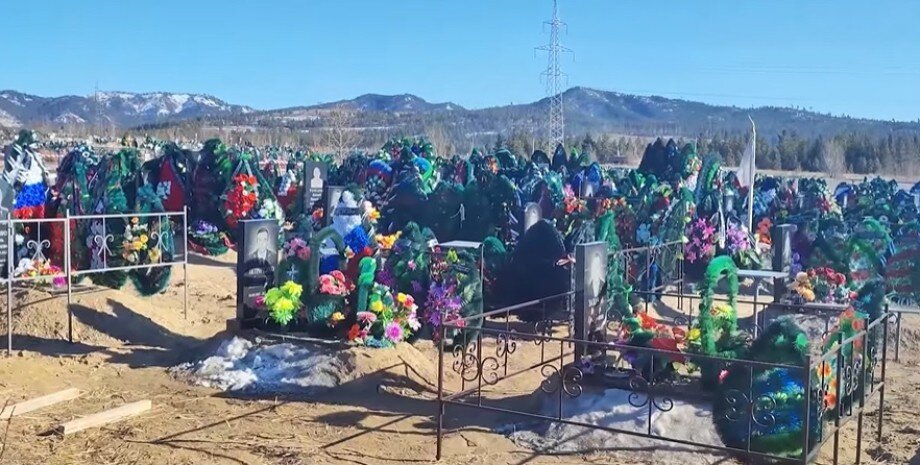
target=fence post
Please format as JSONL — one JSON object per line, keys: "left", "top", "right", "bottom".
{"left": 6, "top": 214, "right": 12, "bottom": 356}
{"left": 182, "top": 207, "right": 189, "bottom": 320}
{"left": 802, "top": 355, "right": 812, "bottom": 465}
{"left": 877, "top": 311, "right": 889, "bottom": 443}
{"left": 65, "top": 211, "right": 73, "bottom": 343}
{"left": 436, "top": 323, "right": 445, "bottom": 461}
{"left": 573, "top": 242, "right": 607, "bottom": 363}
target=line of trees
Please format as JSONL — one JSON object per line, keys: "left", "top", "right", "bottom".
{"left": 563, "top": 130, "right": 920, "bottom": 178}
{"left": 10, "top": 118, "right": 920, "bottom": 178}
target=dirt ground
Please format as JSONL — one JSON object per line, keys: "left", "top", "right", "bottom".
{"left": 0, "top": 253, "right": 917, "bottom": 465}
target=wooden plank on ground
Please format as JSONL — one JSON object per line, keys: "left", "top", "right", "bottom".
{"left": 0, "top": 388, "right": 81, "bottom": 420}
{"left": 55, "top": 400, "right": 151, "bottom": 435}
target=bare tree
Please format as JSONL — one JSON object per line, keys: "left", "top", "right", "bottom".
{"left": 322, "top": 104, "right": 358, "bottom": 161}
{"left": 426, "top": 123, "right": 452, "bottom": 156}
{"left": 820, "top": 138, "right": 846, "bottom": 177}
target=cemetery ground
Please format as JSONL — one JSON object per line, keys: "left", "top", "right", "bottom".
{"left": 0, "top": 254, "right": 917, "bottom": 465}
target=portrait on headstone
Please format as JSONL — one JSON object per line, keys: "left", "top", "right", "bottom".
{"left": 237, "top": 219, "right": 280, "bottom": 326}
{"left": 303, "top": 161, "right": 328, "bottom": 211}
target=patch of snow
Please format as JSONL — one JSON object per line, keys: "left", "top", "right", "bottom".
{"left": 53, "top": 112, "right": 86, "bottom": 124}
{"left": 0, "top": 108, "right": 21, "bottom": 127}
{"left": 171, "top": 337, "right": 344, "bottom": 393}
{"left": 193, "top": 96, "right": 222, "bottom": 108}
{"left": 507, "top": 388, "right": 725, "bottom": 464}
{"left": 168, "top": 93, "right": 191, "bottom": 108}
{"left": 1, "top": 93, "right": 24, "bottom": 107}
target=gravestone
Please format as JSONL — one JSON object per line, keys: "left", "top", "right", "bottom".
{"left": 324, "top": 186, "right": 345, "bottom": 226}
{"left": 523, "top": 202, "right": 542, "bottom": 233}
{"left": 303, "top": 161, "right": 328, "bottom": 212}
{"left": 0, "top": 178, "right": 13, "bottom": 278}
{"left": 771, "top": 223, "right": 796, "bottom": 301}
{"left": 236, "top": 219, "right": 280, "bottom": 328}
{"left": 580, "top": 181, "right": 595, "bottom": 198}
{"left": 573, "top": 241, "right": 608, "bottom": 361}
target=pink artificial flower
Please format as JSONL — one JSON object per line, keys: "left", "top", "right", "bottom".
{"left": 254, "top": 295, "right": 266, "bottom": 307}
{"left": 407, "top": 316, "right": 421, "bottom": 331}
{"left": 385, "top": 322, "right": 404, "bottom": 342}
{"left": 407, "top": 260, "right": 417, "bottom": 271}
{"left": 52, "top": 276, "right": 67, "bottom": 290}
{"left": 357, "top": 311, "right": 377, "bottom": 324}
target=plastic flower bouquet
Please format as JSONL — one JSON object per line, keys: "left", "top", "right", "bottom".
{"left": 121, "top": 218, "right": 150, "bottom": 264}
{"left": 349, "top": 283, "right": 419, "bottom": 347}
{"left": 223, "top": 174, "right": 259, "bottom": 228}
{"left": 282, "top": 237, "right": 311, "bottom": 261}
{"left": 13, "top": 258, "right": 66, "bottom": 289}
{"left": 684, "top": 218, "right": 716, "bottom": 264}
{"left": 264, "top": 280, "right": 304, "bottom": 326}
{"left": 254, "top": 197, "right": 285, "bottom": 225}
{"left": 308, "top": 270, "right": 351, "bottom": 328}
{"left": 374, "top": 231, "right": 401, "bottom": 252}
{"left": 188, "top": 220, "right": 229, "bottom": 256}
{"left": 809, "top": 267, "right": 850, "bottom": 303}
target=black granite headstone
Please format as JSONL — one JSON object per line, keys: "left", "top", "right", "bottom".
{"left": 236, "top": 219, "right": 280, "bottom": 327}
{"left": 303, "top": 161, "right": 328, "bottom": 212}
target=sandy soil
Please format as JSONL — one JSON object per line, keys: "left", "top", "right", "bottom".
{"left": 0, "top": 253, "right": 916, "bottom": 465}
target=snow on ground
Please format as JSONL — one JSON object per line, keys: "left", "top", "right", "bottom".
{"left": 506, "top": 388, "right": 726, "bottom": 465}
{"left": 172, "top": 337, "right": 346, "bottom": 394}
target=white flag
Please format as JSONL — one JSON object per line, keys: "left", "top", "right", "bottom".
{"left": 740, "top": 116, "right": 756, "bottom": 232}
{"left": 738, "top": 121, "right": 756, "bottom": 188}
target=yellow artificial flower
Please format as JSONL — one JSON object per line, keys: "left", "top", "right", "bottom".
{"left": 687, "top": 328, "right": 701, "bottom": 342}
{"left": 367, "top": 209, "right": 380, "bottom": 221}
{"left": 396, "top": 293, "right": 407, "bottom": 304}
{"left": 370, "top": 300, "right": 384, "bottom": 313}
{"left": 131, "top": 217, "right": 139, "bottom": 225}
{"left": 331, "top": 312, "right": 345, "bottom": 323}
{"left": 148, "top": 248, "right": 162, "bottom": 263}
{"left": 140, "top": 234, "right": 149, "bottom": 244}
{"left": 274, "top": 298, "right": 295, "bottom": 313}
{"left": 280, "top": 281, "right": 304, "bottom": 298}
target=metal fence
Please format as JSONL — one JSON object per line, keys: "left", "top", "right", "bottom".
{"left": 435, "top": 242, "right": 892, "bottom": 465}
{"left": 2, "top": 209, "right": 189, "bottom": 354}
{"left": 435, "top": 299, "right": 891, "bottom": 465}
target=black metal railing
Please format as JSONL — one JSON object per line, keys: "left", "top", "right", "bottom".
{"left": 435, "top": 298, "right": 890, "bottom": 465}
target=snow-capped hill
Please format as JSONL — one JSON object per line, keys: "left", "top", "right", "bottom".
{"left": 0, "top": 90, "right": 253, "bottom": 128}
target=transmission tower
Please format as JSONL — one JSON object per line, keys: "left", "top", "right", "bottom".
{"left": 536, "top": 0, "right": 572, "bottom": 146}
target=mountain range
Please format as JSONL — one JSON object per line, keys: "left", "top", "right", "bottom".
{"left": 0, "top": 90, "right": 252, "bottom": 128}
{"left": 3, "top": 87, "right": 919, "bottom": 142}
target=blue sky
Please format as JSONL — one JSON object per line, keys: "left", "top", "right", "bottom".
{"left": 4, "top": 1, "right": 919, "bottom": 120}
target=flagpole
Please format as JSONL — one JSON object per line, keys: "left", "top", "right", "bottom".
{"left": 747, "top": 116, "right": 756, "bottom": 232}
